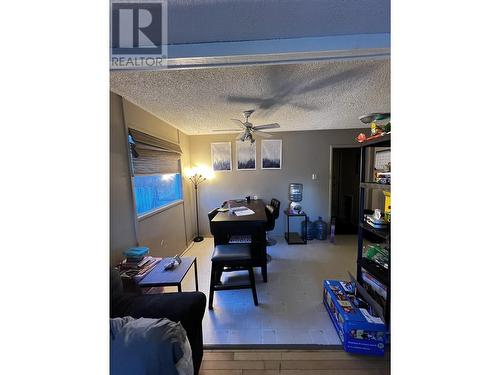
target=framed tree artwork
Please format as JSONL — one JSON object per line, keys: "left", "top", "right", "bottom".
{"left": 261, "top": 139, "right": 282, "bottom": 169}
{"left": 236, "top": 140, "right": 256, "bottom": 170}
{"left": 211, "top": 142, "right": 232, "bottom": 171}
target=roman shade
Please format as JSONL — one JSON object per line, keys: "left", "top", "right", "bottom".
{"left": 129, "top": 128, "right": 182, "bottom": 175}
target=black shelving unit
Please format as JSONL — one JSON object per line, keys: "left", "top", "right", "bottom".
{"left": 357, "top": 133, "right": 391, "bottom": 324}
{"left": 359, "top": 258, "right": 389, "bottom": 287}
{"left": 359, "top": 222, "right": 390, "bottom": 241}
{"left": 284, "top": 210, "right": 307, "bottom": 244}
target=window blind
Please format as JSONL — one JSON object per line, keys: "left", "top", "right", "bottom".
{"left": 128, "top": 128, "right": 182, "bottom": 175}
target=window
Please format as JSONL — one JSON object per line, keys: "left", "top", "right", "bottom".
{"left": 134, "top": 174, "right": 183, "bottom": 216}
{"left": 127, "top": 128, "right": 184, "bottom": 217}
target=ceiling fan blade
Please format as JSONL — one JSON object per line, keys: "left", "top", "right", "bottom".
{"left": 226, "top": 95, "right": 262, "bottom": 103}
{"left": 212, "top": 129, "right": 241, "bottom": 132}
{"left": 252, "top": 123, "right": 280, "bottom": 130}
{"left": 252, "top": 130, "right": 272, "bottom": 138}
{"left": 231, "top": 119, "right": 247, "bottom": 129}
{"left": 289, "top": 102, "right": 318, "bottom": 111}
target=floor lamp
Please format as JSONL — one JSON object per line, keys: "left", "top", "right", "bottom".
{"left": 188, "top": 167, "right": 212, "bottom": 243}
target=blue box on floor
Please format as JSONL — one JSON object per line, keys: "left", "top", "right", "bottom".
{"left": 323, "top": 279, "right": 386, "bottom": 356}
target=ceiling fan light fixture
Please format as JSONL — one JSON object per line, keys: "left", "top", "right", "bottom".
{"left": 215, "top": 109, "right": 280, "bottom": 142}
{"left": 243, "top": 109, "right": 255, "bottom": 119}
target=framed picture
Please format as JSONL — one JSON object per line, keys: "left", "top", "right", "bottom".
{"left": 236, "top": 141, "right": 256, "bottom": 170}
{"left": 211, "top": 142, "right": 232, "bottom": 171}
{"left": 261, "top": 139, "right": 282, "bottom": 169}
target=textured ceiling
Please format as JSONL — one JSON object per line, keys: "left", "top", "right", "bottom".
{"left": 167, "top": 0, "right": 390, "bottom": 44}
{"left": 110, "top": 59, "right": 390, "bottom": 134}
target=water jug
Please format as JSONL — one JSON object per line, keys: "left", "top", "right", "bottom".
{"left": 301, "top": 216, "right": 315, "bottom": 240}
{"left": 314, "top": 216, "right": 328, "bottom": 240}
{"left": 288, "top": 183, "right": 303, "bottom": 202}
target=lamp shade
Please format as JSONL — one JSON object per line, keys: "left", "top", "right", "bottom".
{"left": 186, "top": 165, "right": 215, "bottom": 180}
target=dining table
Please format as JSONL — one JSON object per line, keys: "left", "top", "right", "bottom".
{"left": 210, "top": 199, "right": 268, "bottom": 282}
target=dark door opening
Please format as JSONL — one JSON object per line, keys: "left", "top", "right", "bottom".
{"left": 331, "top": 147, "right": 360, "bottom": 234}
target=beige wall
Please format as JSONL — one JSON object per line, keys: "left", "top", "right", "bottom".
{"left": 189, "top": 129, "right": 364, "bottom": 237}
{"left": 110, "top": 92, "right": 138, "bottom": 266}
{"left": 122, "top": 99, "right": 179, "bottom": 142}
{"left": 110, "top": 95, "right": 195, "bottom": 264}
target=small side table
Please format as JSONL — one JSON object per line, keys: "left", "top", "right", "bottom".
{"left": 138, "top": 256, "right": 198, "bottom": 292}
{"left": 284, "top": 210, "right": 307, "bottom": 245}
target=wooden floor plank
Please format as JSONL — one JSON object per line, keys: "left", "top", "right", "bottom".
{"left": 280, "top": 351, "right": 383, "bottom": 361}
{"left": 280, "top": 359, "right": 387, "bottom": 370}
{"left": 264, "top": 360, "right": 280, "bottom": 369}
{"left": 242, "top": 371, "right": 280, "bottom": 375}
{"left": 203, "top": 351, "right": 235, "bottom": 360}
{"left": 234, "top": 351, "right": 282, "bottom": 361}
{"left": 199, "top": 370, "right": 242, "bottom": 375}
{"left": 279, "top": 370, "right": 383, "bottom": 375}
{"left": 202, "top": 360, "right": 265, "bottom": 370}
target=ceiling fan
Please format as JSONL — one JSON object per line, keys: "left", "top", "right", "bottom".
{"left": 358, "top": 112, "right": 390, "bottom": 124}
{"left": 212, "top": 110, "right": 280, "bottom": 143}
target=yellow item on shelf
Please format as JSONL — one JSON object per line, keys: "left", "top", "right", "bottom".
{"left": 383, "top": 190, "right": 391, "bottom": 222}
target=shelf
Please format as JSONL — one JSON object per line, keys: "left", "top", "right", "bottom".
{"left": 283, "top": 211, "right": 307, "bottom": 217}
{"left": 362, "top": 237, "right": 391, "bottom": 250}
{"left": 284, "top": 232, "right": 307, "bottom": 245}
{"left": 358, "top": 133, "right": 391, "bottom": 147}
{"left": 360, "top": 182, "right": 391, "bottom": 191}
{"left": 360, "top": 222, "right": 390, "bottom": 240}
{"left": 359, "top": 259, "right": 389, "bottom": 287}
{"left": 357, "top": 128, "right": 391, "bottom": 325}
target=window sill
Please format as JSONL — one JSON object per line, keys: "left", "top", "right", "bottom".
{"left": 137, "top": 199, "right": 184, "bottom": 222}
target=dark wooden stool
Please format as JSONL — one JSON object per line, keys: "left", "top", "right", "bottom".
{"left": 208, "top": 243, "right": 258, "bottom": 310}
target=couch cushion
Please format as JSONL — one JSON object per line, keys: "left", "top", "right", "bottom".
{"left": 211, "top": 244, "right": 252, "bottom": 262}
{"left": 110, "top": 292, "right": 206, "bottom": 375}
{"left": 110, "top": 316, "right": 193, "bottom": 375}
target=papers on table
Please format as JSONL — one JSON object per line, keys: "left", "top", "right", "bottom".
{"left": 229, "top": 206, "right": 247, "bottom": 212}
{"left": 226, "top": 205, "right": 255, "bottom": 216}
{"left": 231, "top": 207, "right": 255, "bottom": 216}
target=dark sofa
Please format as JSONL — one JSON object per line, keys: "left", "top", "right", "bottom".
{"left": 110, "top": 269, "right": 206, "bottom": 374}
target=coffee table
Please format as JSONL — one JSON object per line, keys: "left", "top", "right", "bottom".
{"left": 138, "top": 256, "right": 198, "bottom": 292}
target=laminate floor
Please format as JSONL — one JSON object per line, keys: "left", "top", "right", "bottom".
{"left": 200, "top": 348, "right": 390, "bottom": 375}
{"left": 154, "top": 235, "right": 358, "bottom": 345}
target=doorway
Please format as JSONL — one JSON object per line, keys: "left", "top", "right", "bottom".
{"left": 330, "top": 147, "right": 360, "bottom": 234}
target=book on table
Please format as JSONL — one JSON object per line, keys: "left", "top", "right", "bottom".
{"left": 134, "top": 257, "right": 161, "bottom": 280}
{"left": 121, "top": 256, "right": 147, "bottom": 269}
{"left": 119, "top": 256, "right": 161, "bottom": 280}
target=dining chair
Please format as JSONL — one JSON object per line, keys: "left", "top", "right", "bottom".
{"left": 266, "top": 198, "right": 280, "bottom": 247}
{"left": 270, "top": 198, "right": 281, "bottom": 220}
{"left": 207, "top": 210, "right": 258, "bottom": 310}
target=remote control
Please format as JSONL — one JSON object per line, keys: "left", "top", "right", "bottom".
{"left": 164, "top": 260, "right": 176, "bottom": 270}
